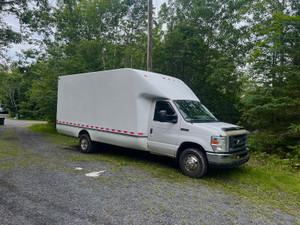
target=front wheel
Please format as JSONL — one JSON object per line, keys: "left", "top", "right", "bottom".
{"left": 79, "top": 133, "right": 95, "bottom": 153}
{"left": 179, "top": 148, "right": 208, "bottom": 178}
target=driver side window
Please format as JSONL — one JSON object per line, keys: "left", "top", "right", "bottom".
{"left": 153, "top": 101, "right": 175, "bottom": 122}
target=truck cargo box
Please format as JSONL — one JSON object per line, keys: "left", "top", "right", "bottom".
{"left": 56, "top": 68, "right": 197, "bottom": 149}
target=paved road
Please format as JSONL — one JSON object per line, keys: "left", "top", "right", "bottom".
{"left": 0, "top": 125, "right": 298, "bottom": 224}
{"left": 2, "top": 118, "right": 47, "bottom": 127}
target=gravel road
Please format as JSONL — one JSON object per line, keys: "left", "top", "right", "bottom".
{"left": 0, "top": 122, "right": 298, "bottom": 225}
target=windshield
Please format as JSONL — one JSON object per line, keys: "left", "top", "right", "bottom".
{"left": 174, "top": 100, "right": 218, "bottom": 123}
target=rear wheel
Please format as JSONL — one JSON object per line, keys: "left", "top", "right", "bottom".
{"left": 179, "top": 148, "right": 208, "bottom": 178}
{"left": 79, "top": 133, "right": 95, "bottom": 153}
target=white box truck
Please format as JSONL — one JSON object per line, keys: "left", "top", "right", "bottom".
{"left": 56, "top": 68, "right": 249, "bottom": 178}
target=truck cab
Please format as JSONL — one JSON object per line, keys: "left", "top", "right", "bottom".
{"left": 148, "top": 99, "right": 250, "bottom": 178}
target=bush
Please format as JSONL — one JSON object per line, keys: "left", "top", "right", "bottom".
{"left": 248, "top": 131, "right": 300, "bottom": 169}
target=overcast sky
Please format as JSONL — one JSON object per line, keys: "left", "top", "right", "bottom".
{"left": 2, "top": 0, "right": 166, "bottom": 65}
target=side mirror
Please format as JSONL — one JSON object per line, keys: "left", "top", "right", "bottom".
{"left": 158, "top": 110, "right": 178, "bottom": 124}
{"left": 158, "top": 110, "right": 167, "bottom": 122}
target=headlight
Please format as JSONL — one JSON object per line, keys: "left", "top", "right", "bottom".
{"left": 211, "top": 136, "right": 227, "bottom": 152}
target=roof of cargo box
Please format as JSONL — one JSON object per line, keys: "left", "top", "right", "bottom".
{"left": 60, "top": 68, "right": 199, "bottom": 101}
{"left": 131, "top": 68, "right": 199, "bottom": 100}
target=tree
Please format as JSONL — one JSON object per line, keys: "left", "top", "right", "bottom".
{"left": 0, "top": 67, "right": 23, "bottom": 115}
{"left": 154, "top": 0, "right": 248, "bottom": 123}
{"left": 158, "top": 0, "right": 252, "bottom": 62}
{"left": 242, "top": 0, "right": 300, "bottom": 129}
{"left": 0, "top": 0, "right": 23, "bottom": 58}
{"left": 240, "top": 0, "right": 300, "bottom": 158}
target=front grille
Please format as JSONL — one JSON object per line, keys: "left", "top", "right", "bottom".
{"left": 229, "top": 134, "right": 247, "bottom": 152}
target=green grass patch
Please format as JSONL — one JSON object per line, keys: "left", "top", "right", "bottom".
{"left": 28, "top": 124, "right": 78, "bottom": 146}
{"left": 0, "top": 127, "right": 48, "bottom": 170}
{"left": 1, "top": 128, "right": 18, "bottom": 139}
{"left": 0, "top": 141, "right": 21, "bottom": 158}
{"left": 207, "top": 163, "right": 299, "bottom": 214}
{"left": 0, "top": 129, "right": 21, "bottom": 162}
{"left": 28, "top": 124, "right": 58, "bottom": 135}
{"left": 46, "top": 135, "right": 78, "bottom": 146}
{"left": 0, "top": 144, "right": 35, "bottom": 170}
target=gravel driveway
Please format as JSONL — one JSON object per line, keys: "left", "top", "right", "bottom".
{"left": 0, "top": 123, "right": 298, "bottom": 224}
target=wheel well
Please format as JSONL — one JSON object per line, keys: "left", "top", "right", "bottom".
{"left": 176, "top": 142, "right": 206, "bottom": 163}
{"left": 78, "top": 130, "right": 89, "bottom": 138}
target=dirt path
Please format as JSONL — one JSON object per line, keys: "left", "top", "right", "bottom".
{"left": 0, "top": 126, "right": 298, "bottom": 225}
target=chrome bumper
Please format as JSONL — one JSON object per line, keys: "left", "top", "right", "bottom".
{"left": 206, "top": 148, "right": 250, "bottom": 168}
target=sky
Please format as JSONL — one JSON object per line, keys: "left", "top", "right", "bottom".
{"left": 2, "top": 0, "right": 167, "bottom": 65}
{"left": 3, "top": 13, "right": 28, "bottom": 61}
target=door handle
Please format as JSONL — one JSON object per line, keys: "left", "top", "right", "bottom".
{"left": 181, "top": 128, "right": 189, "bottom": 132}
{"left": 150, "top": 128, "right": 153, "bottom": 134}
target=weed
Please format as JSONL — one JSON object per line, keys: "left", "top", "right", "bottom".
{"left": 28, "top": 124, "right": 58, "bottom": 135}
{"left": 1, "top": 128, "right": 17, "bottom": 139}
{"left": 29, "top": 124, "right": 78, "bottom": 146}
{"left": 0, "top": 138, "right": 45, "bottom": 170}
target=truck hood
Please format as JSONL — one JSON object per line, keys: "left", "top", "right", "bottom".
{"left": 188, "top": 122, "right": 245, "bottom": 136}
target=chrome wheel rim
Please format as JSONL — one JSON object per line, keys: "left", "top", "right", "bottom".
{"left": 184, "top": 154, "right": 199, "bottom": 172}
{"left": 81, "top": 138, "right": 88, "bottom": 150}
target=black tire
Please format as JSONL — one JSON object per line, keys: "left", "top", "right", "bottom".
{"left": 179, "top": 148, "right": 208, "bottom": 178}
{"left": 79, "top": 133, "right": 95, "bottom": 153}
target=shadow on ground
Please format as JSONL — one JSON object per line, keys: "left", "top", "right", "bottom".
{"left": 64, "top": 141, "right": 246, "bottom": 179}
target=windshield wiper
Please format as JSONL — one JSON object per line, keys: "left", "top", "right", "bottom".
{"left": 203, "top": 119, "right": 219, "bottom": 122}
{"left": 187, "top": 118, "right": 218, "bottom": 123}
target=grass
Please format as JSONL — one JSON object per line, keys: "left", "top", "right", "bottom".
{"left": 28, "top": 124, "right": 59, "bottom": 135}
{"left": 23, "top": 124, "right": 300, "bottom": 217}
{"left": 28, "top": 124, "right": 78, "bottom": 146}
{"left": 207, "top": 164, "right": 299, "bottom": 212}
{"left": 0, "top": 128, "right": 45, "bottom": 170}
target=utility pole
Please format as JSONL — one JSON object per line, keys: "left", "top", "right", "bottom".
{"left": 147, "top": 0, "right": 153, "bottom": 72}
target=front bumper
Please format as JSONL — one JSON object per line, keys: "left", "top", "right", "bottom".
{"left": 206, "top": 148, "right": 250, "bottom": 168}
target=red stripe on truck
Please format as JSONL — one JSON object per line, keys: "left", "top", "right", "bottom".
{"left": 57, "top": 121, "right": 145, "bottom": 136}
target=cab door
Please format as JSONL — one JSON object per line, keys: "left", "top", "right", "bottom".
{"left": 148, "top": 100, "right": 180, "bottom": 157}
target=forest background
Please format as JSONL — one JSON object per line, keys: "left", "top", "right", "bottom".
{"left": 0, "top": 0, "right": 299, "bottom": 165}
